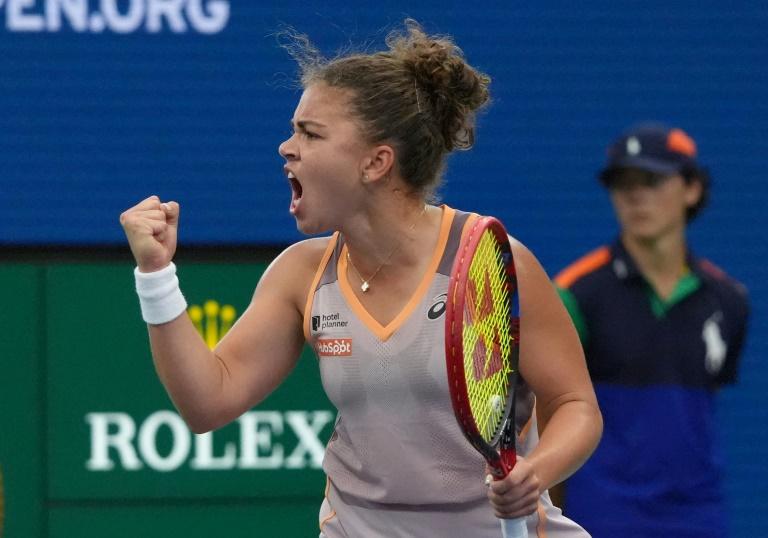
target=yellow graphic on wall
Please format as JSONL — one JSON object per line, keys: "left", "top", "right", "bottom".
{"left": 188, "top": 300, "right": 237, "bottom": 349}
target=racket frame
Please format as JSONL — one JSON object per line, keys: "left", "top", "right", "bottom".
{"left": 445, "top": 216, "right": 520, "bottom": 478}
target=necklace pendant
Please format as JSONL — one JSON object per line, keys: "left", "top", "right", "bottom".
{"left": 361, "top": 281, "right": 370, "bottom": 292}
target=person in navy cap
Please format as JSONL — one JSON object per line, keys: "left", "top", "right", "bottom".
{"left": 552, "top": 123, "right": 750, "bottom": 537}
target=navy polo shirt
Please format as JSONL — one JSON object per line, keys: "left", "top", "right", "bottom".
{"left": 555, "top": 240, "right": 750, "bottom": 538}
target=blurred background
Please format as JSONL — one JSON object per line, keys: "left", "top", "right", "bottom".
{"left": 1, "top": 1, "right": 765, "bottom": 536}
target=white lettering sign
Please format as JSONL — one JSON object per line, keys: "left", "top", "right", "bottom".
{"left": 2, "top": 0, "right": 230, "bottom": 33}
{"left": 85, "top": 410, "right": 334, "bottom": 472}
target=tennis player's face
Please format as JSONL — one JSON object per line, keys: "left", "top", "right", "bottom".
{"left": 279, "top": 83, "right": 371, "bottom": 235}
{"left": 609, "top": 169, "right": 701, "bottom": 242}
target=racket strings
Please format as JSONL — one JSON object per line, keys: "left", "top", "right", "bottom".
{"left": 462, "top": 231, "right": 514, "bottom": 443}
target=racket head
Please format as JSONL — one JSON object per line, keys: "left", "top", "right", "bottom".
{"left": 445, "top": 216, "right": 521, "bottom": 472}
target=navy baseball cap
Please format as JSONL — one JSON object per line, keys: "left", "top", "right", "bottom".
{"left": 599, "top": 123, "right": 699, "bottom": 186}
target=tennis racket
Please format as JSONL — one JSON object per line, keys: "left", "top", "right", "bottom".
{"left": 445, "top": 216, "right": 527, "bottom": 538}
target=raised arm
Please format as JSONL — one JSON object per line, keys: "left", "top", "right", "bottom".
{"left": 120, "top": 196, "right": 321, "bottom": 433}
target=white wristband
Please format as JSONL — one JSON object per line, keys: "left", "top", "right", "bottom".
{"left": 134, "top": 262, "right": 188, "bottom": 325}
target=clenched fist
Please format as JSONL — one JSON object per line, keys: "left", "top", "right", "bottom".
{"left": 120, "top": 195, "right": 180, "bottom": 273}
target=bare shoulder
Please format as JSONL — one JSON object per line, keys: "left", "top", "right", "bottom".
{"left": 508, "top": 235, "right": 550, "bottom": 287}
{"left": 255, "top": 235, "right": 336, "bottom": 307}
{"left": 508, "top": 235, "right": 533, "bottom": 261}
{"left": 507, "top": 234, "right": 574, "bottom": 341}
{"left": 268, "top": 235, "right": 335, "bottom": 276}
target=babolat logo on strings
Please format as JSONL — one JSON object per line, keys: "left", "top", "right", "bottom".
{"left": 468, "top": 269, "right": 509, "bottom": 381}
{"left": 0, "top": 0, "right": 230, "bottom": 34}
{"left": 312, "top": 312, "right": 349, "bottom": 332}
{"left": 188, "top": 300, "right": 236, "bottom": 349}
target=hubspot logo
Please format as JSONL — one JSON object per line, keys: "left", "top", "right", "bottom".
{"left": 316, "top": 339, "right": 352, "bottom": 357}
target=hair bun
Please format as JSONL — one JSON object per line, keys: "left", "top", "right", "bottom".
{"left": 392, "top": 20, "right": 491, "bottom": 151}
{"left": 282, "top": 18, "right": 491, "bottom": 195}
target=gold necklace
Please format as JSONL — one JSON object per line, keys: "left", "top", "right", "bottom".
{"left": 346, "top": 204, "right": 428, "bottom": 293}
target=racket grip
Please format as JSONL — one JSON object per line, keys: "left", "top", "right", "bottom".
{"left": 501, "top": 516, "right": 528, "bottom": 537}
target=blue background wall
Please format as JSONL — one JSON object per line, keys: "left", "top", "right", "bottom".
{"left": 1, "top": 1, "right": 765, "bottom": 535}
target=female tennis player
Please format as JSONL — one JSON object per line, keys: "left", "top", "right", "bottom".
{"left": 120, "top": 20, "right": 602, "bottom": 537}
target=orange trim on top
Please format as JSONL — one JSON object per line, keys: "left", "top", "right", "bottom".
{"left": 459, "top": 212, "right": 480, "bottom": 244}
{"left": 554, "top": 246, "right": 611, "bottom": 289}
{"left": 536, "top": 501, "right": 548, "bottom": 538}
{"left": 319, "top": 478, "right": 337, "bottom": 532}
{"left": 303, "top": 233, "right": 340, "bottom": 342}
{"left": 338, "top": 206, "right": 456, "bottom": 342}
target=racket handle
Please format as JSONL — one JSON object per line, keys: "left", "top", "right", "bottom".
{"left": 501, "top": 517, "right": 528, "bottom": 538}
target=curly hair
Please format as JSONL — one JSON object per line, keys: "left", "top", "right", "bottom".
{"left": 282, "top": 19, "right": 491, "bottom": 197}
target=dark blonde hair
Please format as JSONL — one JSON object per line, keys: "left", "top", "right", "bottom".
{"left": 284, "top": 19, "right": 491, "bottom": 196}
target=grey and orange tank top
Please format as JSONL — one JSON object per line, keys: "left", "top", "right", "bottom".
{"left": 304, "top": 206, "right": 590, "bottom": 538}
